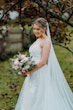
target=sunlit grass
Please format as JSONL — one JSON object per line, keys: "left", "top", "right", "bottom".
{"left": 0, "top": 60, "right": 24, "bottom": 110}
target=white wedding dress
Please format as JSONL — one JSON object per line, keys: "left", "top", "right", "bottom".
{"left": 15, "top": 41, "right": 73, "bottom": 110}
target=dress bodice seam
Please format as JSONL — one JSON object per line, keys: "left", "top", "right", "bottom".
{"left": 30, "top": 41, "right": 41, "bottom": 50}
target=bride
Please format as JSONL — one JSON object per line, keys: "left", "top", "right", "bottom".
{"left": 15, "top": 18, "right": 73, "bottom": 110}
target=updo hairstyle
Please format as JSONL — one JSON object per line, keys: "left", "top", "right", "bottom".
{"left": 33, "top": 18, "right": 48, "bottom": 33}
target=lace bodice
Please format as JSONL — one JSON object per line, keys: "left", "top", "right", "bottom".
{"left": 29, "top": 42, "right": 42, "bottom": 64}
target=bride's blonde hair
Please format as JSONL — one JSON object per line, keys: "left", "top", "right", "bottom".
{"left": 33, "top": 17, "right": 48, "bottom": 34}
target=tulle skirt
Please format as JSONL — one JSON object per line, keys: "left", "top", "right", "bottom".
{"left": 15, "top": 64, "right": 73, "bottom": 110}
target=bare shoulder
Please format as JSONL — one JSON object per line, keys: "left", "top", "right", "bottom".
{"left": 43, "top": 38, "right": 51, "bottom": 46}
{"left": 41, "top": 38, "right": 51, "bottom": 48}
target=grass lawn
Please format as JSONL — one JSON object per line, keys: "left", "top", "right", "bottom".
{"left": 0, "top": 60, "right": 24, "bottom": 110}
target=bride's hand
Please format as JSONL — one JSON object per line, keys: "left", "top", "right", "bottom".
{"left": 22, "top": 71, "right": 32, "bottom": 76}
{"left": 22, "top": 67, "right": 37, "bottom": 76}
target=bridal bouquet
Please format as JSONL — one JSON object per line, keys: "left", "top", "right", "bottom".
{"left": 10, "top": 52, "right": 36, "bottom": 75}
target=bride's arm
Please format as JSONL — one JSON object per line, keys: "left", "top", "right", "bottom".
{"left": 22, "top": 40, "right": 51, "bottom": 76}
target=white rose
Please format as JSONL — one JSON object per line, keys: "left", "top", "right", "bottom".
{"left": 18, "top": 72, "right": 22, "bottom": 75}
{"left": 14, "top": 59, "right": 19, "bottom": 65}
{"left": 25, "top": 65, "right": 30, "bottom": 70}
{"left": 12, "top": 65, "right": 19, "bottom": 70}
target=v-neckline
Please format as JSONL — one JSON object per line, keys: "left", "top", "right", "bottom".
{"left": 30, "top": 41, "right": 41, "bottom": 49}
{"left": 30, "top": 38, "right": 45, "bottom": 49}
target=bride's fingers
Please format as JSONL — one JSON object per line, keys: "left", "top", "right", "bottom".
{"left": 22, "top": 71, "right": 31, "bottom": 76}
{"left": 22, "top": 71, "right": 26, "bottom": 75}
{"left": 22, "top": 71, "right": 28, "bottom": 77}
